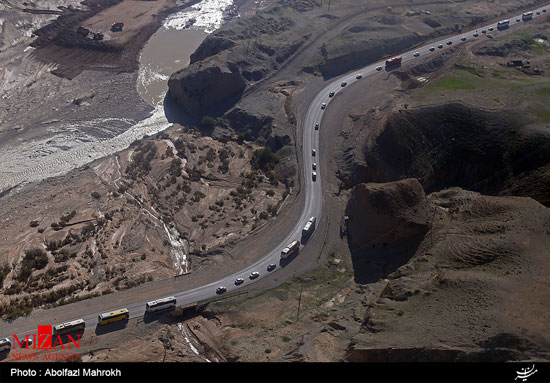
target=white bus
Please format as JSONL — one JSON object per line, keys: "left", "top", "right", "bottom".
{"left": 497, "top": 19, "right": 510, "bottom": 29}
{"left": 281, "top": 240, "right": 300, "bottom": 259}
{"left": 302, "top": 216, "right": 317, "bottom": 238}
{"left": 522, "top": 11, "right": 533, "bottom": 20}
{"left": 145, "top": 296, "right": 177, "bottom": 313}
{"left": 0, "top": 337, "right": 11, "bottom": 352}
{"left": 52, "top": 319, "right": 85, "bottom": 336}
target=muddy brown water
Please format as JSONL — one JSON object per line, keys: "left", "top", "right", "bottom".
{"left": 137, "top": 27, "right": 208, "bottom": 106}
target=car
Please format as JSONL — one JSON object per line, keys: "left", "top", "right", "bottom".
{"left": 234, "top": 278, "right": 244, "bottom": 285}
{"left": 312, "top": 149, "right": 316, "bottom": 156}
{"left": 356, "top": 74, "right": 363, "bottom": 79}
{"left": 437, "top": 44, "right": 443, "bottom": 48}
{"left": 321, "top": 103, "right": 326, "bottom": 110}
{"left": 473, "top": 32, "right": 479, "bottom": 37}
{"left": 312, "top": 172, "right": 317, "bottom": 181}
{"left": 447, "top": 41, "right": 453, "bottom": 45}
{"left": 536, "top": 11, "right": 540, "bottom": 15}
{"left": 543, "top": 9, "right": 547, "bottom": 13}
{"left": 516, "top": 18, "right": 521, "bottom": 22}
{"left": 376, "top": 66, "right": 383, "bottom": 71}
{"left": 488, "top": 27, "right": 494, "bottom": 31}
{"left": 461, "top": 36, "right": 467, "bottom": 41}
{"left": 413, "top": 52, "right": 420, "bottom": 57}
{"left": 482, "top": 29, "right": 487, "bottom": 33}
{"left": 216, "top": 286, "right": 226, "bottom": 294}
{"left": 249, "top": 272, "right": 260, "bottom": 279}
{"left": 312, "top": 162, "right": 317, "bottom": 170}
{"left": 429, "top": 46, "right": 435, "bottom": 51}
{"left": 487, "top": 34, "right": 493, "bottom": 39}
{"left": 341, "top": 81, "right": 347, "bottom": 87}
{"left": 267, "top": 263, "right": 276, "bottom": 272}
{"left": 315, "top": 123, "right": 319, "bottom": 130}
{"left": 328, "top": 91, "right": 334, "bottom": 98}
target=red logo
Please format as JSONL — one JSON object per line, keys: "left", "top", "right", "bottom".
{"left": 10, "top": 326, "right": 81, "bottom": 361}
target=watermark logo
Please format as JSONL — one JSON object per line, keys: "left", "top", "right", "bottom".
{"left": 515, "top": 364, "right": 537, "bottom": 381}
{"left": 10, "top": 325, "right": 81, "bottom": 361}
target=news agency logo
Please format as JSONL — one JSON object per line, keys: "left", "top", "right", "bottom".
{"left": 11, "top": 325, "right": 81, "bottom": 361}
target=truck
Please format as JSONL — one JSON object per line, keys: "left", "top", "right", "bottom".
{"left": 302, "top": 216, "right": 317, "bottom": 238}
{"left": 111, "top": 22, "right": 124, "bottom": 32}
{"left": 76, "top": 26, "right": 90, "bottom": 37}
{"left": 522, "top": 11, "right": 533, "bottom": 20}
{"left": 497, "top": 19, "right": 510, "bottom": 29}
{"left": 385, "top": 56, "right": 402, "bottom": 68}
{"left": 281, "top": 240, "right": 300, "bottom": 259}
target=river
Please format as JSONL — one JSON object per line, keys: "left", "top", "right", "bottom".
{"left": 0, "top": 0, "right": 235, "bottom": 193}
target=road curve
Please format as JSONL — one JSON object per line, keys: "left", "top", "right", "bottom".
{"left": 5, "top": 3, "right": 550, "bottom": 343}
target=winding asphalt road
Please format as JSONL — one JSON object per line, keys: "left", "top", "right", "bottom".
{"left": 4, "top": 3, "right": 550, "bottom": 346}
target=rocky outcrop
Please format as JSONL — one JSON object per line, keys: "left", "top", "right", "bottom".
{"left": 345, "top": 179, "right": 432, "bottom": 250}
{"left": 224, "top": 107, "right": 274, "bottom": 139}
{"left": 339, "top": 103, "right": 550, "bottom": 205}
{"left": 168, "top": 59, "right": 246, "bottom": 117}
{"left": 190, "top": 36, "right": 236, "bottom": 64}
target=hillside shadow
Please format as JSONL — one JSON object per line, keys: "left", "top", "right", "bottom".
{"left": 163, "top": 93, "right": 197, "bottom": 125}
{"left": 348, "top": 235, "right": 424, "bottom": 284}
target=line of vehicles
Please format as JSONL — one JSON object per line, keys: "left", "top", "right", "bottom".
{"left": 1, "top": 299, "right": 177, "bottom": 352}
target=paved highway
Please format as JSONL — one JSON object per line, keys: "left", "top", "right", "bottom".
{"left": 4, "top": 3, "right": 550, "bottom": 345}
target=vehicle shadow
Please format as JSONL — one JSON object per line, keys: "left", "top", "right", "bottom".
{"left": 55, "top": 330, "right": 85, "bottom": 347}
{"left": 384, "top": 63, "right": 401, "bottom": 72}
{"left": 143, "top": 308, "right": 177, "bottom": 324}
{"left": 94, "top": 320, "right": 128, "bottom": 335}
{"left": 279, "top": 250, "right": 299, "bottom": 267}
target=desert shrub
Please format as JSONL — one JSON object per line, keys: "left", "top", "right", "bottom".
{"left": 90, "top": 191, "right": 101, "bottom": 200}
{"left": 17, "top": 248, "right": 48, "bottom": 281}
{"left": 251, "top": 147, "right": 278, "bottom": 171}
{"left": 200, "top": 115, "right": 217, "bottom": 130}
{"left": 0, "top": 264, "right": 11, "bottom": 288}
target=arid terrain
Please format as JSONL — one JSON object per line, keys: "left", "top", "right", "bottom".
{"left": 1, "top": 0, "right": 550, "bottom": 364}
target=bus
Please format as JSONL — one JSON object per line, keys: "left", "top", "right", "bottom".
{"left": 302, "top": 216, "right": 317, "bottom": 238}
{"left": 497, "top": 19, "right": 510, "bottom": 29}
{"left": 52, "top": 319, "right": 86, "bottom": 336}
{"left": 522, "top": 11, "right": 533, "bottom": 20}
{"left": 97, "top": 308, "right": 129, "bottom": 325}
{"left": 281, "top": 240, "right": 300, "bottom": 259}
{"left": 145, "top": 296, "right": 177, "bottom": 313}
{"left": 0, "top": 337, "right": 11, "bottom": 352}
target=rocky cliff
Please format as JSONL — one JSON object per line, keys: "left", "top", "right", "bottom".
{"left": 345, "top": 178, "right": 432, "bottom": 251}
{"left": 168, "top": 58, "right": 246, "bottom": 117}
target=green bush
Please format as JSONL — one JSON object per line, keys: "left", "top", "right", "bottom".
{"left": 200, "top": 115, "right": 217, "bottom": 130}
{"left": 251, "top": 147, "right": 278, "bottom": 172}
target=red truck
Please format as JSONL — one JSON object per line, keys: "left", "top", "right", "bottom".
{"left": 385, "top": 56, "right": 402, "bottom": 67}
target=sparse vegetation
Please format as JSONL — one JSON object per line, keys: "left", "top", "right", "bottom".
{"left": 17, "top": 248, "right": 49, "bottom": 282}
